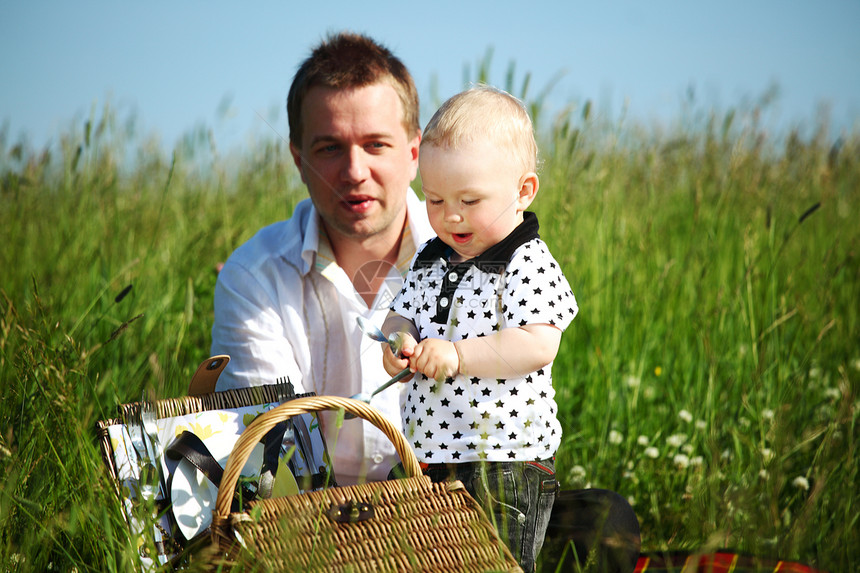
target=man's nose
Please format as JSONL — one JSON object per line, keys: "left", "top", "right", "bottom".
{"left": 342, "top": 147, "right": 369, "bottom": 183}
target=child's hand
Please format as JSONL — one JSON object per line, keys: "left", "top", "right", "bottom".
{"left": 382, "top": 333, "right": 417, "bottom": 382}
{"left": 410, "top": 339, "right": 460, "bottom": 382}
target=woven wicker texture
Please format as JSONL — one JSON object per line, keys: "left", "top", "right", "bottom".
{"left": 210, "top": 396, "right": 523, "bottom": 572}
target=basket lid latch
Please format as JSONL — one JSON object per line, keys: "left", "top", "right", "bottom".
{"left": 327, "top": 500, "right": 375, "bottom": 523}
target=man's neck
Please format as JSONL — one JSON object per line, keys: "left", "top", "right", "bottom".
{"left": 325, "top": 217, "right": 407, "bottom": 308}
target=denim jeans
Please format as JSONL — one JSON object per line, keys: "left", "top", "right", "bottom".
{"left": 393, "top": 459, "right": 558, "bottom": 572}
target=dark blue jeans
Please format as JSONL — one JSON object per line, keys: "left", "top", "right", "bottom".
{"left": 395, "top": 459, "right": 558, "bottom": 572}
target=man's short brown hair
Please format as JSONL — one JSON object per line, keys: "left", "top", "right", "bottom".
{"left": 287, "top": 32, "right": 420, "bottom": 146}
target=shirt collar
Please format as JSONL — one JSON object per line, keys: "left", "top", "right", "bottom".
{"left": 414, "top": 211, "right": 540, "bottom": 273}
{"left": 301, "top": 199, "right": 421, "bottom": 279}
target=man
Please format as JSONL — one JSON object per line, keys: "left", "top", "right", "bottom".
{"left": 210, "top": 32, "right": 434, "bottom": 485}
{"left": 211, "top": 31, "right": 640, "bottom": 571}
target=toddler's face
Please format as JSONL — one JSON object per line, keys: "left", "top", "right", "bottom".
{"left": 420, "top": 140, "right": 533, "bottom": 261}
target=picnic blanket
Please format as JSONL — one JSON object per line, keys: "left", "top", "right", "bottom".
{"left": 633, "top": 551, "right": 826, "bottom": 573}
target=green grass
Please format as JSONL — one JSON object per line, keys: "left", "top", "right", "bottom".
{"left": 1, "top": 92, "right": 857, "bottom": 572}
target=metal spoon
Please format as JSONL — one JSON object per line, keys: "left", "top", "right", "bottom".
{"left": 346, "top": 317, "right": 411, "bottom": 416}
{"left": 356, "top": 316, "right": 403, "bottom": 356}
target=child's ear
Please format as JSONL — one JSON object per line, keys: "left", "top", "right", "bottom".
{"left": 516, "top": 172, "right": 539, "bottom": 211}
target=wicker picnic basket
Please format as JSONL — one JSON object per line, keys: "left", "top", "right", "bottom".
{"left": 208, "top": 395, "right": 523, "bottom": 572}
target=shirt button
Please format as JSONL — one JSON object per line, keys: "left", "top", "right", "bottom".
{"left": 448, "top": 272, "right": 458, "bottom": 282}
{"left": 372, "top": 453, "right": 384, "bottom": 464}
{"left": 440, "top": 297, "right": 449, "bottom": 308}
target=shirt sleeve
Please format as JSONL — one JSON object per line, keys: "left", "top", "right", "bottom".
{"left": 210, "top": 260, "right": 304, "bottom": 392}
{"left": 501, "top": 240, "right": 578, "bottom": 332}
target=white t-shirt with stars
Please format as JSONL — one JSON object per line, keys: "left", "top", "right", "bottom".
{"left": 390, "top": 212, "right": 578, "bottom": 463}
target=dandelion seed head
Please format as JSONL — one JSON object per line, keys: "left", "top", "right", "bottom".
{"left": 678, "top": 409, "right": 693, "bottom": 423}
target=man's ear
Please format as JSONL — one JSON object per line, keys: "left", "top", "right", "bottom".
{"left": 289, "top": 142, "right": 307, "bottom": 184}
{"left": 407, "top": 131, "right": 421, "bottom": 181}
{"left": 516, "top": 172, "right": 539, "bottom": 211}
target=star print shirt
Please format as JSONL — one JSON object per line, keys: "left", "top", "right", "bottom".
{"left": 390, "top": 212, "right": 578, "bottom": 463}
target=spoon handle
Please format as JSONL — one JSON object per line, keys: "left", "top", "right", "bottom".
{"left": 371, "top": 367, "right": 412, "bottom": 397}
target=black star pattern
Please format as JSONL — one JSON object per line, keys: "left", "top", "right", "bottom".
{"left": 391, "top": 229, "right": 574, "bottom": 463}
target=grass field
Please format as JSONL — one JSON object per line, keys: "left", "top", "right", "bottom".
{"left": 1, "top": 89, "right": 857, "bottom": 572}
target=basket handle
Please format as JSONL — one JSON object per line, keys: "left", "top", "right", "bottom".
{"left": 214, "top": 396, "right": 421, "bottom": 517}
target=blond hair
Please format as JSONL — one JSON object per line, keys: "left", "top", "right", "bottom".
{"left": 421, "top": 85, "right": 537, "bottom": 173}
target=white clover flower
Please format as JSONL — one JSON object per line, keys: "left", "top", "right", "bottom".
{"left": 809, "top": 366, "right": 821, "bottom": 379}
{"left": 608, "top": 430, "right": 624, "bottom": 444}
{"left": 690, "top": 456, "right": 704, "bottom": 467}
{"left": 759, "top": 469, "right": 769, "bottom": 479}
{"left": 695, "top": 419, "right": 707, "bottom": 431}
{"left": 762, "top": 409, "right": 775, "bottom": 421}
{"left": 761, "top": 448, "right": 774, "bottom": 463}
{"left": 721, "top": 449, "right": 733, "bottom": 461}
{"left": 624, "top": 375, "right": 641, "bottom": 389}
{"left": 823, "top": 387, "right": 841, "bottom": 400}
{"left": 666, "top": 433, "right": 687, "bottom": 448}
{"left": 678, "top": 409, "right": 693, "bottom": 423}
{"left": 568, "top": 465, "right": 587, "bottom": 480}
{"left": 627, "top": 495, "right": 636, "bottom": 507}
{"left": 644, "top": 446, "right": 660, "bottom": 459}
{"left": 682, "top": 444, "right": 694, "bottom": 455}
{"left": 851, "top": 358, "right": 860, "bottom": 372}
{"left": 643, "top": 386, "right": 655, "bottom": 400}
{"left": 637, "top": 435, "right": 650, "bottom": 446}
{"left": 673, "top": 454, "right": 690, "bottom": 468}
{"left": 792, "top": 476, "right": 810, "bottom": 491}
{"left": 739, "top": 417, "right": 751, "bottom": 428}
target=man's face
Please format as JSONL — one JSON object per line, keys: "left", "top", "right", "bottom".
{"left": 290, "top": 83, "right": 420, "bottom": 244}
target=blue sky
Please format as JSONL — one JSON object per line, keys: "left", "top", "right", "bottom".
{"left": 2, "top": 1, "right": 858, "bottom": 152}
